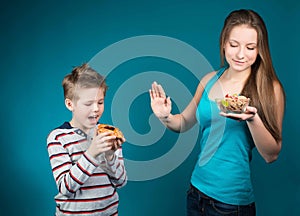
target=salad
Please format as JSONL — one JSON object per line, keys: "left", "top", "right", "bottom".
{"left": 215, "top": 93, "right": 250, "bottom": 113}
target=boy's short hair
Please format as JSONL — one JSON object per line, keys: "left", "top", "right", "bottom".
{"left": 62, "top": 63, "right": 108, "bottom": 101}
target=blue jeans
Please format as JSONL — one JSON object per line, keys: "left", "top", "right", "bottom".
{"left": 187, "top": 185, "right": 256, "bottom": 216}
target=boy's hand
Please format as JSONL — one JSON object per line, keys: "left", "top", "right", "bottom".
{"left": 87, "top": 131, "right": 117, "bottom": 159}
{"left": 104, "top": 137, "right": 126, "bottom": 161}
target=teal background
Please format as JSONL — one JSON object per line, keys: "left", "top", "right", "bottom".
{"left": 1, "top": 0, "right": 299, "bottom": 215}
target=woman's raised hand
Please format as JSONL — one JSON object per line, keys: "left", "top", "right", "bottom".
{"left": 149, "top": 81, "right": 172, "bottom": 119}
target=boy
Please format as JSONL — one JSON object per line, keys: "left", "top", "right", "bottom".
{"left": 47, "top": 63, "right": 127, "bottom": 215}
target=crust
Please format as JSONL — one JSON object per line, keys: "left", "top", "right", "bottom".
{"left": 97, "top": 124, "right": 124, "bottom": 139}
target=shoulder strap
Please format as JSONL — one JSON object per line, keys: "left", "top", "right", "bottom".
{"left": 204, "top": 67, "right": 227, "bottom": 93}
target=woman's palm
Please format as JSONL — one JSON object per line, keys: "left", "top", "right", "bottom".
{"left": 151, "top": 96, "right": 171, "bottom": 118}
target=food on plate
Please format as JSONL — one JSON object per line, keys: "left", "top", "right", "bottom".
{"left": 215, "top": 93, "right": 250, "bottom": 113}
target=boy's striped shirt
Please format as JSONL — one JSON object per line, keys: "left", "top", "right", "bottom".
{"left": 47, "top": 122, "right": 127, "bottom": 215}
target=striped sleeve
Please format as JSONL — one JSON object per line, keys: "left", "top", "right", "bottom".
{"left": 99, "top": 148, "right": 127, "bottom": 189}
{"left": 47, "top": 130, "right": 99, "bottom": 197}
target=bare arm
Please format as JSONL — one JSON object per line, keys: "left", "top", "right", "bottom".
{"left": 162, "top": 83, "right": 204, "bottom": 132}
{"left": 149, "top": 73, "right": 215, "bottom": 132}
{"left": 246, "top": 82, "right": 285, "bottom": 163}
{"left": 221, "top": 81, "right": 285, "bottom": 163}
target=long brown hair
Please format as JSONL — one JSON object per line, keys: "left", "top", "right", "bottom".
{"left": 220, "top": 9, "right": 285, "bottom": 142}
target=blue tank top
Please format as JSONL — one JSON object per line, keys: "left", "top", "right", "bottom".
{"left": 191, "top": 67, "right": 255, "bottom": 205}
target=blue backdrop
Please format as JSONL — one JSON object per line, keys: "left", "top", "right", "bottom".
{"left": 1, "top": 0, "right": 299, "bottom": 215}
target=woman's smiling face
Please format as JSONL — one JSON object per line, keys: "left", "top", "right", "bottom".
{"left": 224, "top": 24, "right": 259, "bottom": 73}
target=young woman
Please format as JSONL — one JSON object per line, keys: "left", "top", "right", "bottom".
{"left": 149, "top": 9, "right": 285, "bottom": 216}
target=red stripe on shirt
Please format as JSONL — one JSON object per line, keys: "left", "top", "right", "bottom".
{"left": 55, "top": 132, "right": 75, "bottom": 140}
{"left": 47, "top": 142, "right": 61, "bottom": 148}
{"left": 83, "top": 153, "right": 99, "bottom": 167}
{"left": 49, "top": 152, "right": 69, "bottom": 160}
{"left": 70, "top": 171, "right": 84, "bottom": 185}
{"left": 53, "top": 161, "right": 72, "bottom": 172}
{"left": 80, "top": 184, "right": 112, "bottom": 190}
{"left": 77, "top": 162, "right": 92, "bottom": 176}
{"left": 64, "top": 138, "right": 86, "bottom": 148}
{"left": 56, "top": 170, "right": 68, "bottom": 182}
{"left": 56, "top": 189, "right": 116, "bottom": 203}
{"left": 63, "top": 177, "right": 75, "bottom": 193}
{"left": 57, "top": 200, "right": 119, "bottom": 215}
